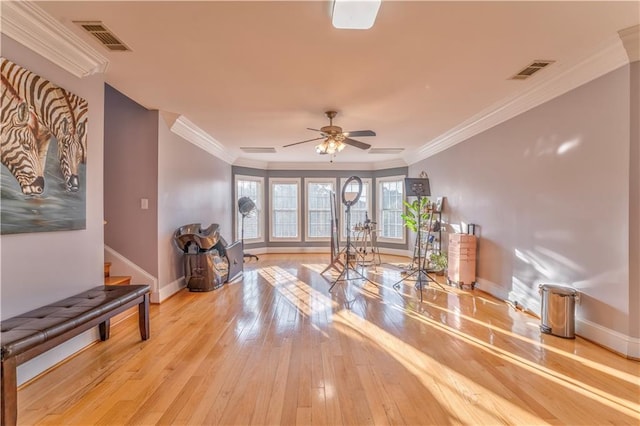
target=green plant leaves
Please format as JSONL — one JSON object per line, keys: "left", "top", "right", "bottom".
{"left": 401, "top": 197, "right": 431, "bottom": 232}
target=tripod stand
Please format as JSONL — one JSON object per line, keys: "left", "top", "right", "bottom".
{"left": 393, "top": 178, "right": 442, "bottom": 302}
{"left": 328, "top": 176, "right": 374, "bottom": 292}
{"left": 329, "top": 202, "right": 373, "bottom": 291}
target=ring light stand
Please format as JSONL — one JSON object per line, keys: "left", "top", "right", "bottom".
{"left": 329, "top": 176, "right": 374, "bottom": 292}
{"left": 393, "top": 177, "right": 443, "bottom": 302}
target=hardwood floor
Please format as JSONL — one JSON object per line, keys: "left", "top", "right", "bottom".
{"left": 17, "top": 254, "right": 640, "bottom": 425}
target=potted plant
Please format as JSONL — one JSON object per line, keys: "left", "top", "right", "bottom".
{"left": 429, "top": 252, "right": 448, "bottom": 275}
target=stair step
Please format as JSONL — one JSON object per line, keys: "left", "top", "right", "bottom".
{"left": 105, "top": 275, "right": 131, "bottom": 286}
{"left": 104, "top": 262, "right": 112, "bottom": 278}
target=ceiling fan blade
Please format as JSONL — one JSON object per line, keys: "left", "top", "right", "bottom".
{"left": 343, "top": 138, "right": 371, "bottom": 150}
{"left": 344, "top": 130, "right": 376, "bottom": 137}
{"left": 283, "top": 136, "right": 324, "bottom": 148}
{"left": 306, "top": 127, "right": 322, "bottom": 132}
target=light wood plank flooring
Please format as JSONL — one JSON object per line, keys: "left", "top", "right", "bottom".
{"left": 17, "top": 254, "right": 640, "bottom": 425}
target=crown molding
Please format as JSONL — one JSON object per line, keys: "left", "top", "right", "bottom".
{"left": 266, "top": 161, "right": 382, "bottom": 171}
{"left": 233, "top": 157, "right": 407, "bottom": 171}
{"left": 233, "top": 157, "right": 269, "bottom": 170}
{"left": 170, "top": 115, "right": 236, "bottom": 164}
{"left": 371, "top": 158, "right": 408, "bottom": 170}
{"left": 411, "top": 33, "right": 631, "bottom": 163}
{"left": 0, "top": 0, "right": 108, "bottom": 77}
{"left": 619, "top": 25, "right": 639, "bottom": 63}
{"left": 159, "top": 111, "right": 180, "bottom": 129}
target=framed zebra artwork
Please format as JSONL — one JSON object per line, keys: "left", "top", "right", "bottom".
{"left": 1, "top": 58, "right": 88, "bottom": 235}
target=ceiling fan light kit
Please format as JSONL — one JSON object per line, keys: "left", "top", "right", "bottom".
{"left": 283, "top": 110, "right": 376, "bottom": 159}
{"left": 315, "top": 136, "right": 346, "bottom": 155}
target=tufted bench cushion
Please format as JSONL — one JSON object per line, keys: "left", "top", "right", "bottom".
{"left": 1, "top": 285, "right": 150, "bottom": 426}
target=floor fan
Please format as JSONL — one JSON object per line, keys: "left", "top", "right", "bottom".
{"left": 238, "top": 197, "right": 259, "bottom": 261}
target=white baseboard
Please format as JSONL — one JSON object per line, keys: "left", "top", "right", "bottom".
{"left": 379, "top": 248, "right": 412, "bottom": 257}
{"left": 158, "top": 277, "right": 186, "bottom": 303}
{"left": 104, "top": 245, "right": 158, "bottom": 299}
{"left": 17, "top": 329, "right": 98, "bottom": 386}
{"left": 505, "top": 286, "right": 638, "bottom": 358}
{"left": 577, "top": 318, "right": 640, "bottom": 359}
{"left": 256, "top": 247, "right": 330, "bottom": 254}
{"left": 477, "top": 278, "right": 511, "bottom": 301}
{"left": 245, "top": 246, "right": 410, "bottom": 257}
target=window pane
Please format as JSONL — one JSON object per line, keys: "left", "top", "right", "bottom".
{"left": 307, "top": 182, "right": 333, "bottom": 238}
{"left": 379, "top": 179, "right": 404, "bottom": 240}
{"left": 272, "top": 182, "right": 299, "bottom": 239}
{"left": 237, "top": 179, "right": 261, "bottom": 240}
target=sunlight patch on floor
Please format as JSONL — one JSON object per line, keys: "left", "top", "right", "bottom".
{"left": 258, "top": 265, "right": 337, "bottom": 318}
{"left": 384, "top": 280, "right": 639, "bottom": 387}
{"left": 332, "top": 309, "right": 544, "bottom": 425}
{"left": 392, "top": 304, "right": 640, "bottom": 416}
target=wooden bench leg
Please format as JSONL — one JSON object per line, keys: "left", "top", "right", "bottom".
{"left": 99, "top": 319, "right": 110, "bottom": 341}
{"left": 1, "top": 357, "right": 18, "bottom": 426}
{"left": 139, "top": 293, "right": 150, "bottom": 341}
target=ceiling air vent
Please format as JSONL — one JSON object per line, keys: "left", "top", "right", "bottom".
{"left": 74, "top": 21, "right": 131, "bottom": 52}
{"left": 368, "top": 148, "right": 404, "bottom": 154}
{"left": 240, "top": 147, "right": 277, "bottom": 154}
{"left": 510, "top": 60, "right": 554, "bottom": 80}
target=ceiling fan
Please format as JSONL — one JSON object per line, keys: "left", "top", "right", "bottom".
{"left": 283, "top": 111, "right": 376, "bottom": 155}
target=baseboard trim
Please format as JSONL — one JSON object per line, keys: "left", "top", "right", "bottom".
{"left": 17, "top": 329, "right": 98, "bottom": 386}
{"left": 577, "top": 318, "right": 640, "bottom": 359}
{"left": 159, "top": 277, "right": 186, "bottom": 303}
{"left": 104, "top": 245, "right": 159, "bottom": 301}
{"left": 477, "top": 278, "right": 511, "bottom": 301}
{"left": 504, "top": 286, "right": 638, "bottom": 358}
{"left": 244, "top": 246, "right": 410, "bottom": 257}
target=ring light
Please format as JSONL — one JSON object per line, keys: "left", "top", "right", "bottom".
{"left": 341, "top": 176, "right": 363, "bottom": 207}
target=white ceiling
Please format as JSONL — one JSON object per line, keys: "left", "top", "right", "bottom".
{"left": 36, "top": 1, "right": 639, "bottom": 167}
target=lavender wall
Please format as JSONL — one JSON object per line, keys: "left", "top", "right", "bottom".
{"left": 104, "top": 85, "right": 159, "bottom": 277}
{"left": 157, "top": 115, "right": 232, "bottom": 294}
{"left": 410, "top": 65, "right": 632, "bottom": 342}
{"left": 0, "top": 35, "right": 105, "bottom": 383}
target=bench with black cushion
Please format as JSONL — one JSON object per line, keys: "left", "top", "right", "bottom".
{"left": 0, "top": 284, "right": 150, "bottom": 426}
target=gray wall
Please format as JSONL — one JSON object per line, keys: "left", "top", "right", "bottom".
{"left": 232, "top": 166, "right": 409, "bottom": 249}
{"left": 157, "top": 115, "right": 232, "bottom": 290}
{"left": 629, "top": 60, "right": 639, "bottom": 339}
{"left": 410, "top": 65, "right": 633, "bottom": 339}
{"left": 104, "top": 84, "right": 159, "bottom": 276}
{"left": 0, "top": 35, "right": 105, "bottom": 383}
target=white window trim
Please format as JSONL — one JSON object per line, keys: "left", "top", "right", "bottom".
{"left": 304, "top": 178, "right": 336, "bottom": 242}
{"left": 376, "top": 175, "right": 406, "bottom": 244}
{"left": 269, "top": 177, "right": 302, "bottom": 242}
{"left": 338, "top": 177, "right": 373, "bottom": 242}
{"left": 235, "top": 174, "right": 265, "bottom": 244}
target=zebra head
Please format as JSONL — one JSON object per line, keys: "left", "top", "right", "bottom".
{"left": 0, "top": 99, "right": 45, "bottom": 195}
{"left": 56, "top": 116, "right": 84, "bottom": 192}
{"left": 56, "top": 89, "right": 87, "bottom": 192}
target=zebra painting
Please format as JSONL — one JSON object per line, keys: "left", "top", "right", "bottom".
{"left": 1, "top": 58, "right": 87, "bottom": 234}
{"left": 1, "top": 58, "right": 88, "bottom": 192}
{"left": 1, "top": 77, "right": 47, "bottom": 195}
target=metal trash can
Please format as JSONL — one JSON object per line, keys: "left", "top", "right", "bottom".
{"left": 539, "top": 284, "right": 578, "bottom": 338}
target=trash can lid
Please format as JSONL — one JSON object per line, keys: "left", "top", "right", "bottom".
{"left": 539, "top": 284, "right": 577, "bottom": 296}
